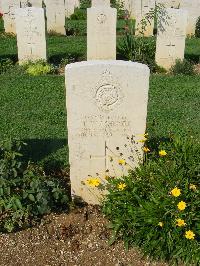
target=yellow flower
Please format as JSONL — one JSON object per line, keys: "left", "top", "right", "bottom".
{"left": 143, "top": 147, "right": 150, "bottom": 153}
{"left": 118, "top": 182, "right": 126, "bottom": 190}
{"left": 189, "top": 184, "right": 197, "bottom": 191}
{"left": 138, "top": 138, "right": 147, "bottom": 143}
{"left": 176, "top": 219, "right": 186, "bottom": 227}
{"left": 171, "top": 187, "right": 181, "bottom": 197}
{"left": 185, "top": 230, "right": 195, "bottom": 240}
{"left": 118, "top": 159, "right": 126, "bottom": 165}
{"left": 177, "top": 201, "right": 186, "bottom": 211}
{"left": 158, "top": 222, "right": 163, "bottom": 227}
{"left": 85, "top": 178, "right": 101, "bottom": 187}
{"left": 159, "top": 150, "right": 167, "bottom": 156}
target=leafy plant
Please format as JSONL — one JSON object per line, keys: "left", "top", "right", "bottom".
{"left": 0, "top": 139, "right": 69, "bottom": 232}
{"left": 118, "top": 19, "right": 156, "bottom": 71}
{"left": 102, "top": 135, "right": 200, "bottom": 265}
{"left": 170, "top": 59, "right": 195, "bottom": 76}
{"left": 23, "top": 60, "right": 56, "bottom": 76}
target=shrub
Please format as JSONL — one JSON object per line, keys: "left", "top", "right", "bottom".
{"left": 170, "top": 59, "right": 195, "bottom": 75}
{"left": 102, "top": 135, "right": 200, "bottom": 265}
{"left": 195, "top": 16, "right": 200, "bottom": 38}
{"left": 23, "top": 60, "right": 56, "bottom": 76}
{"left": 0, "top": 58, "right": 14, "bottom": 74}
{"left": 66, "top": 20, "right": 87, "bottom": 36}
{"left": 118, "top": 19, "right": 157, "bottom": 71}
{"left": 0, "top": 139, "right": 69, "bottom": 232}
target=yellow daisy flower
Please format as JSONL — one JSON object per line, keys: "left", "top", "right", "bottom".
{"left": 177, "top": 201, "right": 186, "bottom": 211}
{"left": 176, "top": 219, "right": 186, "bottom": 227}
{"left": 171, "top": 187, "right": 181, "bottom": 197}
{"left": 158, "top": 222, "right": 163, "bottom": 227}
{"left": 138, "top": 138, "right": 147, "bottom": 143}
{"left": 189, "top": 184, "right": 197, "bottom": 191}
{"left": 185, "top": 230, "right": 195, "bottom": 240}
{"left": 143, "top": 147, "right": 150, "bottom": 153}
{"left": 118, "top": 159, "right": 126, "bottom": 165}
{"left": 85, "top": 178, "right": 101, "bottom": 187}
{"left": 118, "top": 182, "right": 126, "bottom": 190}
{"left": 159, "top": 150, "right": 167, "bottom": 156}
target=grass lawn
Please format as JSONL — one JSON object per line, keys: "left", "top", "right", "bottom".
{"left": 0, "top": 72, "right": 199, "bottom": 168}
{"left": 0, "top": 18, "right": 200, "bottom": 168}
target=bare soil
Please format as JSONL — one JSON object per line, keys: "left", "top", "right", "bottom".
{"left": 0, "top": 206, "right": 167, "bottom": 266}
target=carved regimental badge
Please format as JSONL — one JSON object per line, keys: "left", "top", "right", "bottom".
{"left": 94, "top": 70, "right": 124, "bottom": 112}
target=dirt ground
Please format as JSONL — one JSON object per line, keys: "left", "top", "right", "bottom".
{"left": 0, "top": 206, "right": 167, "bottom": 266}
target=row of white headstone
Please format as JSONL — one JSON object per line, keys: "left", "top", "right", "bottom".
{"left": 13, "top": 2, "right": 188, "bottom": 70}
{"left": 0, "top": 0, "right": 80, "bottom": 34}
{"left": 122, "top": 0, "right": 200, "bottom": 36}
{"left": 1, "top": 0, "right": 200, "bottom": 36}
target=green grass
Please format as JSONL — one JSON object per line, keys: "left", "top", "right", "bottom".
{"left": 0, "top": 72, "right": 199, "bottom": 168}
{"left": 0, "top": 73, "right": 68, "bottom": 169}
{"left": 0, "top": 17, "right": 200, "bottom": 169}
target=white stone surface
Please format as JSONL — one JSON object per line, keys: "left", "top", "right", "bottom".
{"left": 155, "top": 8, "right": 187, "bottom": 69}
{"left": 156, "top": 0, "right": 180, "bottom": 8}
{"left": 180, "top": 0, "right": 200, "bottom": 35}
{"left": 133, "top": 0, "right": 156, "bottom": 36}
{"left": 87, "top": 7, "right": 117, "bottom": 60}
{"left": 92, "top": 0, "right": 110, "bottom": 6}
{"left": 1, "top": 0, "right": 20, "bottom": 34}
{"left": 28, "top": 0, "right": 43, "bottom": 7}
{"left": 20, "top": 0, "right": 29, "bottom": 8}
{"left": 46, "top": 0, "right": 65, "bottom": 34}
{"left": 0, "top": 0, "right": 2, "bottom": 12}
{"left": 65, "top": 0, "right": 80, "bottom": 18}
{"left": 66, "top": 60, "right": 150, "bottom": 204}
{"left": 15, "top": 7, "right": 46, "bottom": 64}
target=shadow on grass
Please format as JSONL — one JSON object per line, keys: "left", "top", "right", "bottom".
{"left": 0, "top": 54, "right": 18, "bottom": 63}
{"left": 48, "top": 52, "right": 85, "bottom": 65}
{"left": 184, "top": 53, "right": 200, "bottom": 63}
{"left": 22, "top": 138, "right": 69, "bottom": 172}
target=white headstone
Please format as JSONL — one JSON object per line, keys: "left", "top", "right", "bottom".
{"left": 156, "top": 0, "right": 180, "bottom": 8}
{"left": 46, "top": 0, "right": 65, "bottom": 34}
{"left": 92, "top": 0, "right": 110, "bottom": 6}
{"left": 28, "top": 0, "right": 43, "bottom": 7}
{"left": 65, "top": 0, "right": 80, "bottom": 18}
{"left": 134, "top": 0, "right": 155, "bottom": 36}
{"left": 15, "top": 7, "right": 46, "bottom": 64}
{"left": 87, "top": 7, "right": 117, "bottom": 60}
{"left": 66, "top": 60, "right": 150, "bottom": 204}
{"left": 155, "top": 8, "right": 188, "bottom": 69}
{"left": 180, "top": 0, "right": 200, "bottom": 35}
{"left": 0, "top": 0, "right": 2, "bottom": 12}
{"left": 1, "top": 0, "right": 20, "bottom": 34}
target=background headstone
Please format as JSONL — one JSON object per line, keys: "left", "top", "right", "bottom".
{"left": 87, "top": 6, "right": 117, "bottom": 60}
{"left": 46, "top": 0, "right": 65, "bottom": 34}
{"left": 65, "top": 0, "right": 80, "bottom": 18}
{"left": 92, "top": 0, "right": 110, "bottom": 6}
{"left": 134, "top": 0, "right": 156, "bottom": 36}
{"left": 156, "top": 0, "right": 180, "bottom": 8}
{"left": 28, "top": 0, "right": 43, "bottom": 8}
{"left": 15, "top": 7, "right": 46, "bottom": 64}
{"left": 66, "top": 60, "right": 150, "bottom": 204}
{"left": 155, "top": 8, "right": 188, "bottom": 69}
{"left": 1, "top": 0, "right": 21, "bottom": 34}
{"left": 180, "top": 0, "right": 200, "bottom": 35}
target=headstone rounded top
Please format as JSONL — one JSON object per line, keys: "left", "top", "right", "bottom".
{"left": 66, "top": 60, "right": 150, "bottom": 73}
